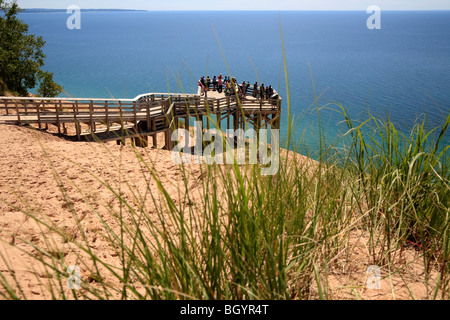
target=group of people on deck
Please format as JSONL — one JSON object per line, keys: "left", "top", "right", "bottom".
{"left": 251, "top": 82, "right": 275, "bottom": 100}
{"left": 198, "top": 75, "right": 276, "bottom": 100}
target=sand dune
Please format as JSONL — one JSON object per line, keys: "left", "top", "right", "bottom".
{"left": 0, "top": 123, "right": 441, "bottom": 300}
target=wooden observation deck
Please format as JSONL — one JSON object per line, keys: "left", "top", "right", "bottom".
{"left": 0, "top": 86, "right": 281, "bottom": 150}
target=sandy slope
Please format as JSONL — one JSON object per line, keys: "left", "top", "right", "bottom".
{"left": 0, "top": 123, "right": 442, "bottom": 300}
{"left": 0, "top": 123, "right": 208, "bottom": 298}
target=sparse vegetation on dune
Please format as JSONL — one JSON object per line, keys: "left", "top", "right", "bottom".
{"left": 0, "top": 103, "right": 448, "bottom": 300}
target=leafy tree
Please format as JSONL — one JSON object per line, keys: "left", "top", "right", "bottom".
{"left": 37, "top": 71, "right": 62, "bottom": 97}
{"left": 0, "top": 0, "right": 61, "bottom": 96}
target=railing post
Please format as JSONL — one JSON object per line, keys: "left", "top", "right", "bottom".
{"left": 4, "top": 99, "right": 9, "bottom": 115}
{"left": 15, "top": 101, "right": 21, "bottom": 125}
{"left": 119, "top": 101, "right": 124, "bottom": 131}
{"left": 73, "top": 101, "right": 80, "bottom": 140}
{"left": 133, "top": 101, "right": 137, "bottom": 128}
{"left": 146, "top": 101, "right": 151, "bottom": 130}
{"left": 89, "top": 100, "right": 94, "bottom": 133}
{"left": 36, "top": 99, "right": 41, "bottom": 129}
{"left": 56, "top": 100, "right": 61, "bottom": 134}
{"left": 105, "top": 101, "right": 109, "bottom": 135}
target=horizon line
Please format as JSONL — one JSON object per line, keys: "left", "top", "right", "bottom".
{"left": 22, "top": 8, "right": 450, "bottom": 11}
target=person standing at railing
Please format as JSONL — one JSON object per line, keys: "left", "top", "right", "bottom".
{"left": 199, "top": 78, "right": 206, "bottom": 96}
{"left": 206, "top": 76, "right": 211, "bottom": 90}
{"left": 217, "top": 74, "right": 223, "bottom": 93}
{"left": 231, "top": 77, "right": 238, "bottom": 96}
{"left": 212, "top": 76, "right": 218, "bottom": 91}
{"left": 260, "top": 83, "right": 265, "bottom": 100}
{"left": 268, "top": 85, "right": 274, "bottom": 98}
{"left": 252, "top": 82, "right": 258, "bottom": 98}
{"left": 245, "top": 81, "right": 250, "bottom": 95}
{"left": 224, "top": 82, "right": 230, "bottom": 96}
{"left": 240, "top": 81, "right": 246, "bottom": 95}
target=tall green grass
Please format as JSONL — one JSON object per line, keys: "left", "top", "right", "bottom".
{"left": 0, "top": 101, "right": 448, "bottom": 299}
{"left": 337, "top": 108, "right": 449, "bottom": 283}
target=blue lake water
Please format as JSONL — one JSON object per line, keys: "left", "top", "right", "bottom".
{"left": 19, "top": 10, "right": 450, "bottom": 153}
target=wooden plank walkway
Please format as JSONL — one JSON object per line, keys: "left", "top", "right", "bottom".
{"left": 0, "top": 88, "right": 281, "bottom": 149}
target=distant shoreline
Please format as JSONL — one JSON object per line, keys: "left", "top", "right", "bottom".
{"left": 23, "top": 9, "right": 149, "bottom": 13}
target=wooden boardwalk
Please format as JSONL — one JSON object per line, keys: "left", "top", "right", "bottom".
{"left": 0, "top": 88, "right": 281, "bottom": 149}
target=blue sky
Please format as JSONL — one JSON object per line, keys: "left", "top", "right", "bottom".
{"left": 16, "top": 0, "right": 450, "bottom": 10}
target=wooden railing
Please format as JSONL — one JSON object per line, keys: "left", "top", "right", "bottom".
{"left": 0, "top": 92, "right": 281, "bottom": 141}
